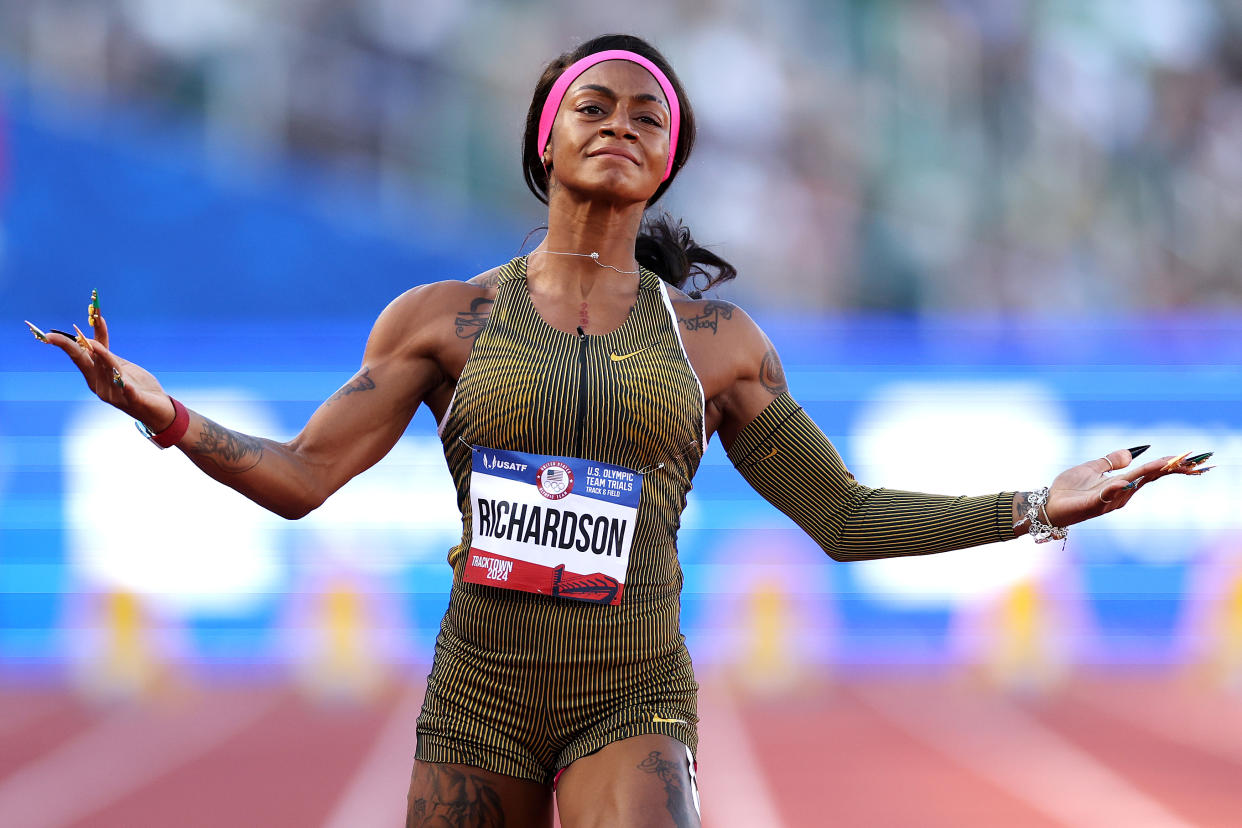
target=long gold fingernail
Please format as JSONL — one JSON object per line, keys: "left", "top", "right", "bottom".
{"left": 89, "top": 289, "right": 100, "bottom": 327}
{"left": 1161, "top": 451, "right": 1191, "bottom": 472}
{"left": 72, "top": 323, "right": 94, "bottom": 352}
{"left": 25, "top": 320, "right": 49, "bottom": 343}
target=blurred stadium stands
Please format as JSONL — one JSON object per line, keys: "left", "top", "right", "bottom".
{"left": 2, "top": 0, "right": 1241, "bottom": 314}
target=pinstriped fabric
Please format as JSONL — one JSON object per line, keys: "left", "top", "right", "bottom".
{"left": 416, "top": 256, "right": 703, "bottom": 784}
{"left": 727, "top": 393, "right": 1015, "bottom": 560}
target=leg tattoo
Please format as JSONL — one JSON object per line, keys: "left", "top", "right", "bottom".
{"left": 407, "top": 764, "right": 505, "bottom": 827}
{"left": 637, "top": 751, "right": 695, "bottom": 828}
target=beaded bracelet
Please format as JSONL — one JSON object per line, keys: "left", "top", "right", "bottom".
{"left": 1023, "top": 486, "right": 1068, "bottom": 544}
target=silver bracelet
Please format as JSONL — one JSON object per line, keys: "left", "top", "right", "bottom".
{"left": 1022, "top": 487, "right": 1068, "bottom": 544}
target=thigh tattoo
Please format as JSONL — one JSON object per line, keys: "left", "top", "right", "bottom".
{"left": 407, "top": 764, "right": 505, "bottom": 827}
{"left": 637, "top": 751, "right": 696, "bottom": 828}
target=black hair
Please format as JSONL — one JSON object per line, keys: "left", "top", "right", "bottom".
{"left": 521, "top": 34, "right": 736, "bottom": 294}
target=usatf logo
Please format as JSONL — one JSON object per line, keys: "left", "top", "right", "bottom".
{"left": 483, "top": 453, "right": 529, "bottom": 473}
{"left": 535, "top": 461, "right": 574, "bottom": 500}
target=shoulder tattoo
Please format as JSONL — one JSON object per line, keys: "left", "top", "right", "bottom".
{"left": 454, "top": 297, "right": 494, "bottom": 341}
{"left": 677, "top": 301, "right": 734, "bottom": 334}
{"left": 467, "top": 271, "right": 500, "bottom": 289}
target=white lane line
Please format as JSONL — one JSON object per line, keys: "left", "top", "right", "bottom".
{"left": 696, "top": 679, "right": 786, "bottom": 828}
{"left": 0, "top": 688, "right": 281, "bottom": 828}
{"left": 322, "top": 682, "right": 426, "bottom": 828}
{"left": 1070, "top": 679, "right": 1242, "bottom": 765}
{"left": 859, "top": 681, "right": 1195, "bottom": 828}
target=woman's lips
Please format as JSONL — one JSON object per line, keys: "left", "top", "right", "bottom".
{"left": 588, "top": 147, "right": 639, "bottom": 164}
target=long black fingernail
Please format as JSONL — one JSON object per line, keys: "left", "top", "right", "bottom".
{"left": 48, "top": 328, "right": 75, "bottom": 339}
{"left": 1127, "top": 445, "right": 1150, "bottom": 459}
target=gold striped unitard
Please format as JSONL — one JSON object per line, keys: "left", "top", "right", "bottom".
{"left": 415, "top": 256, "right": 1015, "bottom": 783}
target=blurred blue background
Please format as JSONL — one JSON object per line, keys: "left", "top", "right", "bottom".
{"left": 2, "top": 0, "right": 1241, "bottom": 689}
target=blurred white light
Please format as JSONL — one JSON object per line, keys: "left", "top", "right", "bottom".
{"left": 682, "top": 26, "right": 786, "bottom": 145}
{"left": 298, "top": 434, "right": 461, "bottom": 572}
{"left": 1102, "top": 0, "right": 1216, "bottom": 68}
{"left": 66, "top": 392, "right": 284, "bottom": 613}
{"left": 122, "top": 0, "right": 258, "bottom": 57}
{"left": 359, "top": 0, "right": 468, "bottom": 56}
{"left": 848, "top": 381, "right": 1071, "bottom": 606}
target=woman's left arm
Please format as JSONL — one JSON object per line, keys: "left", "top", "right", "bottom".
{"left": 704, "top": 309, "right": 1208, "bottom": 561}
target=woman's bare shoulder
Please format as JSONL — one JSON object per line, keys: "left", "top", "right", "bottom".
{"left": 669, "top": 296, "right": 754, "bottom": 339}
{"left": 378, "top": 268, "right": 500, "bottom": 317}
{"left": 466, "top": 265, "right": 505, "bottom": 290}
{"left": 364, "top": 269, "right": 502, "bottom": 356}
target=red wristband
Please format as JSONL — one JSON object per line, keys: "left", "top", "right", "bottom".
{"left": 139, "top": 397, "right": 190, "bottom": 449}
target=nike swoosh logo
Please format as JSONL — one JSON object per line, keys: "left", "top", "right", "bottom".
{"left": 610, "top": 345, "right": 653, "bottom": 362}
{"left": 758, "top": 446, "right": 780, "bottom": 462}
{"left": 652, "top": 715, "right": 689, "bottom": 725}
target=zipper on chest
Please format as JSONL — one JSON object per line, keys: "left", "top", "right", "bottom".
{"left": 575, "top": 326, "right": 588, "bottom": 457}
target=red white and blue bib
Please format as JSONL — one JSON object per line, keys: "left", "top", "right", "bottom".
{"left": 464, "top": 447, "right": 641, "bottom": 605}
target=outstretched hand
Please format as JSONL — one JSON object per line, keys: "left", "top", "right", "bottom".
{"left": 27, "top": 293, "right": 175, "bottom": 431}
{"left": 1037, "top": 445, "right": 1213, "bottom": 530}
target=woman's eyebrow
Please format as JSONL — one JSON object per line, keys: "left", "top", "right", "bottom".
{"left": 573, "top": 83, "right": 668, "bottom": 110}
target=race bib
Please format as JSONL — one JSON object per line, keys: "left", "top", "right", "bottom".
{"left": 464, "top": 447, "right": 642, "bottom": 605}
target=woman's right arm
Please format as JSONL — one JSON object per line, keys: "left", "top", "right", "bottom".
{"left": 41, "top": 283, "right": 460, "bottom": 519}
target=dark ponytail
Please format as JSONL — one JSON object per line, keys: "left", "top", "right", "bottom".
{"left": 522, "top": 34, "right": 737, "bottom": 295}
{"left": 636, "top": 212, "right": 736, "bottom": 296}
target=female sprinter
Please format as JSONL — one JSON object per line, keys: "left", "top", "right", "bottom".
{"left": 33, "top": 33, "right": 1210, "bottom": 828}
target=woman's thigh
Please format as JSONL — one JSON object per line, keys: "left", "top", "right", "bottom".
{"left": 555, "top": 734, "right": 700, "bottom": 828}
{"left": 406, "top": 759, "right": 553, "bottom": 827}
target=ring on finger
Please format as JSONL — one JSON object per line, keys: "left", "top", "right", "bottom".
{"left": 111, "top": 368, "right": 124, "bottom": 389}
{"left": 1098, "top": 456, "right": 1114, "bottom": 475}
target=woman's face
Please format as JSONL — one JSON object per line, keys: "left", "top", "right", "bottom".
{"left": 544, "top": 60, "right": 672, "bottom": 205}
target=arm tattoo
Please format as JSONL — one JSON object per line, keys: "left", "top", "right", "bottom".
{"left": 406, "top": 764, "right": 504, "bottom": 827}
{"left": 759, "top": 348, "right": 788, "bottom": 395}
{"left": 468, "top": 271, "right": 499, "bottom": 289}
{"left": 326, "top": 366, "right": 376, "bottom": 405}
{"left": 191, "top": 418, "right": 264, "bottom": 474}
{"left": 1013, "top": 491, "right": 1034, "bottom": 530}
{"left": 455, "top": 297, "right": 494, "bottom": 341}
{"left": 637, "top": 751, "right": 696, "bottom": 828}
{"left": 677, "top": 301, "right": 734, "bottom": 334}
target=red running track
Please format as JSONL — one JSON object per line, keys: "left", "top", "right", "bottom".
{"left": 0, "top": 671, "right": 1239, "bottom": 827}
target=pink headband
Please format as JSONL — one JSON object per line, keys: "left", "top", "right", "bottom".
{"left": 537, "top": 49, "right": 682, "bottom": 182}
